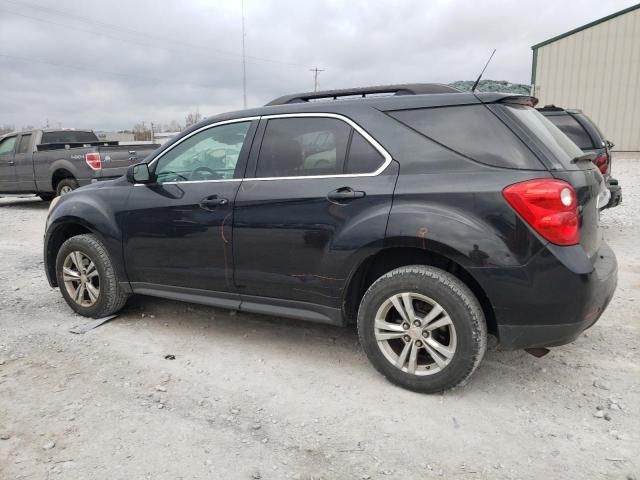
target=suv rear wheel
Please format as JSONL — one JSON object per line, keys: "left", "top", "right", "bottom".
{"left": 55, "top": 234, "right": 129, "bottom": 318}
{"left": 357, "top": 266, "right": 487, "bottom": 393}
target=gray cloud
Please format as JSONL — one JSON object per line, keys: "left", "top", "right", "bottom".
{"left": 0, "top": 0, "right": 636, "bottom": 130}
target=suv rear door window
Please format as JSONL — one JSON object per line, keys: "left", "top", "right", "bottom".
{"left": 544, "top": 114, "right": 594, "bottom": 150}
{"left": 255, "top": 117, "right": 351, "bottom": 177}
{"left": 389, "top": 105, "right": 543, "bottom": 170}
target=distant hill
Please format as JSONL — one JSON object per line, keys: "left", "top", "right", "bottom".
{"left": 449, "top": 80, "right": 531, "bottom": 95}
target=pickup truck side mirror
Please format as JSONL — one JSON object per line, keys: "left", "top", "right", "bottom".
{"left": 606, "top": 140, "right": 615, "bottom": 150}
{"left": 127, "top": 162, "right": 152, "bottom": 184}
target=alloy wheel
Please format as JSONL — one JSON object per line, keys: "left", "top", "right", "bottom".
{"left": 62, "top": 251, "right": 100, "bottom": 307}
{"left": 374, "top": 292, "right": 457, "bottom": 375}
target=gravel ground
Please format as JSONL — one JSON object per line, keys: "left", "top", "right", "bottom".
{"left": 1, "top": 159, "right": 638, "bottom": 480}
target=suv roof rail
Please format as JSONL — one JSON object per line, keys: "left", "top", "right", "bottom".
{"left": 265, "top": 83, "right": 462, "bottom": 106}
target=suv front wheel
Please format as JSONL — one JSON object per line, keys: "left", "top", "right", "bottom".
{"left": 55, "top": 234, "right": 129, "bottom": 318}
{"left": 357, "top": 266, "right": 487, "bottom": 393}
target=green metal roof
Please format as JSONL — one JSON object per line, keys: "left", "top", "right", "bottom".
{"left": 531, "top": 3, "right": 640, "bottom": 50}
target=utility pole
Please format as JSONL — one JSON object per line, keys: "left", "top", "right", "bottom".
{"left": 150, "top": 122, "right": 155, "bottom": 144}
{"left": 241, "top": 0, "right": 247, "bottom": 108}
{"left": 310, "top": 67, "right": 324, "bottom": 92}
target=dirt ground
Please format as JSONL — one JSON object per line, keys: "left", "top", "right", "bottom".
{"left": 1, "top": 159, "right": 638, "bottom": 480}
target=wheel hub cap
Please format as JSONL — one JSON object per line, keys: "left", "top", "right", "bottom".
{"left": 62, "top": 251, "right": 100, "bottom": 307}
{"left": 374, "top": 292, "right": 457, "bottom": 376}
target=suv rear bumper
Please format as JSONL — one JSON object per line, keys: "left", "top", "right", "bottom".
{"left": 470, "top": 241, "right": 617, "bottom": 350}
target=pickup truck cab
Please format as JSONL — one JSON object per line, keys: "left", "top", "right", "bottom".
{"left": 0, "top": 129, "right": 159, "bottom": 199}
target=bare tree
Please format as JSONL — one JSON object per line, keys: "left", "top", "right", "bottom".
{"left": 168, "top": 120, "right": 183, "bottom": 132}
{"left": 0, "top": 125, "right": 15, "bottom": 135}
{"left": 132, "top": 122, "right": 152, "bottom": 141}
{"left": 184, "top": 111, "right": 202, "bottom": 129}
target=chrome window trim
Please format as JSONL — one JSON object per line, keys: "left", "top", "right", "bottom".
{"left": 245, "top": 112, "right": 392, "bottom": 181}
{"left": 140, "top": 112, "right": 392, "bottom": 186}
{"left": 147, "top": 116, "right": 259, "bottom": 170}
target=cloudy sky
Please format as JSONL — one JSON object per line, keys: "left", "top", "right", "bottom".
{"left": 0, "top": 0, "right": 637, "bottom": 131}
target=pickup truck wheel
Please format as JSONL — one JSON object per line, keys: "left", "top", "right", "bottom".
{"left": 56, "top": 178, "right": 79, "bottom": 196}
{"left": 55, "top": 234, "right": 129, "bottom": 318}
{"left": 357, "top": 265, "right": 487, "bottom": 393}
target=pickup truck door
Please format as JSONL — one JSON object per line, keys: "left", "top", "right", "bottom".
{"left": 122, "top": 119, "right": 257, "bottom": 302}
{"left": 0, "top": 135, "right": 17, "bottom": 193}
{"left": 14, "top": 133, "right": 36, "bottom": 191}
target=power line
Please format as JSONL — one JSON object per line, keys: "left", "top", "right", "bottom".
{"left": 0, "top": 52, "right": 217, "bottom": 90}
{"left": 0, "top": 0, "right": 311, "bottom": 69}
{"left": 241, "top": 0, "right": 247, "bottom": 108}
{"left": 310, "top": 67, "right": 325, "bottom": 92}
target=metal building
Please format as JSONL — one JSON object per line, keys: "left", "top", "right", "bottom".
{"left": 531, "top": 4, "right": 640, "bottom": 152}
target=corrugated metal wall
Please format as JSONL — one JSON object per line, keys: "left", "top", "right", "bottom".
{"left": 533, "top": 8, "right": 640, "bottom": 151}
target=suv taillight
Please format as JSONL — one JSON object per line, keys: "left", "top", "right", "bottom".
{"left": 502, "top": 179, "right": 579, "bottom": 246}
{"left": 85, "top": 152, "right": 102, "bottom": 170}
{"left": 593, "top": 153, "right": 608, "bottom": 175}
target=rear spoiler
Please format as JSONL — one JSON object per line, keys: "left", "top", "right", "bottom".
{"left": 497, "top": 95, "right": 539, "bottom": 107}
{"left": 36, "top": 141, "right": 119, "bottom": 152}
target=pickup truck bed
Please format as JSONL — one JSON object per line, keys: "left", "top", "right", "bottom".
{"left": 0, "top": 129, "right": 159, "bottom": 199}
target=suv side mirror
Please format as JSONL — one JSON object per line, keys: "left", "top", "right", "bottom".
{"left": 127, "top": 162, "right": 152, "bottom": 184}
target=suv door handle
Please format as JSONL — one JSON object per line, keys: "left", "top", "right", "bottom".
{"left": 327, "top": 187, "right": 366, "bottom": 201}
{"left": 200, "top": 195, "right": 228, "bottom": 210}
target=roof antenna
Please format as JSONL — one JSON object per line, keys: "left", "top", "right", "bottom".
{"left": 471, "top": 49, "right": 496, "bottom": 92}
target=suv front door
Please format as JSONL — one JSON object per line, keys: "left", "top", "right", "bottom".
{"left": 233, "top": 114, "right": 398, "bottom": 319}
{"left": 123, "top": 119, "right": 257, "bottom": 304}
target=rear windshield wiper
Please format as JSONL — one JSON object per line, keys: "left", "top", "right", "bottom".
{"left": 571, "top": 153, "right": 596, "bottom": 164}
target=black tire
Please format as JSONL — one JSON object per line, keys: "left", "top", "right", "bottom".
{"left": 55, "top": 234, "right": 129, "bottom": 318}
{"left": 56, "top": 178, "right": 79, "bottom": 196}
{"left": 39, "top": 193, "right": 55, "bottom": 201}
{"left": 357, "top": 265, "right": 487, "bottom": 393}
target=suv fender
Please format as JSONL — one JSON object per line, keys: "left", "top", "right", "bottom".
{"left": 44, "top": 194, "right": 128, "bottom": 290}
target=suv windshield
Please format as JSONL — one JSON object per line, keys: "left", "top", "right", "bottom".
{"left": 499, "top": 105, "right": 583, "bottom": 169}
{"left": 41, "top": 131, "right": 99, "bottom": 144}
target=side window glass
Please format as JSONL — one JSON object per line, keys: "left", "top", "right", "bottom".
{"left": 255, "top": 117, "right": 351, "bottom": 177}
{"left": 155, "top": 122, "right": 251, "bottom": 183}
{"left": 0, "top": 137, "right": 16, "bottom": 156}
{"left": 17, "top": 134, "right": 32, "bottom": 154}
{"left": 345, "top": 131, "right": 384, "bottom": 173}
{"left": 390, "top": 105, "right": 541, "bottom": 169}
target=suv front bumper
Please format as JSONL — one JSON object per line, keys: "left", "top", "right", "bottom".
{"left": 470, "top": 241, "right": 618, "bottom": 350}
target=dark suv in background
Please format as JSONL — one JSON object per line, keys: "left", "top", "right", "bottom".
{"left": 44, "top": 84, "right": 617, "bottom": 393}
{"left": 538, "top": 105, "right": 622, "bottom": 209}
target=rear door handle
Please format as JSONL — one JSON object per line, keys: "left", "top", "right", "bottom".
{"left": 8, "top": 160, "right": 15, "bottom": 166}
{"left": 327, "top": 187, "right": 366, "bottom": 201}
{"left": 200, "top": 195, "right": 228, "bottom": 210}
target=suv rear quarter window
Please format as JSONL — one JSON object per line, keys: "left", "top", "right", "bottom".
{"left": 389, "top": 105, "right": 543, "bottom": 170}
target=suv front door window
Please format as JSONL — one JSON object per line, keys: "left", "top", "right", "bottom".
{"left": 123, "top": 120, "right": 256, "bottom": 297}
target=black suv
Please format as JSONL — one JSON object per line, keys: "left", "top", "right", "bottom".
{"left": 44, "top": 84, "right": 617, "bottom": 393}
{"left": 538, "top": 105, "right": 622, "bottom": 209}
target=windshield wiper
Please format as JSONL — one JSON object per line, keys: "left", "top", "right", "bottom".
{"left": 571, "top": 153, "right": 596, "bottom": 164}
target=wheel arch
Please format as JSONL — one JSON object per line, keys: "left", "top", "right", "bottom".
{"left": 342, "top": 246, "right": 497, "bottom": 337}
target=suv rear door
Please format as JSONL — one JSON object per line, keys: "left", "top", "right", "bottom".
{"left": 232, "top": 114, "right": 398, "bottom": 318}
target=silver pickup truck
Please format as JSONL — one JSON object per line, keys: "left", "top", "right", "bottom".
{"left": 0, "top": 129, "right": 159, "bottom": 200}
